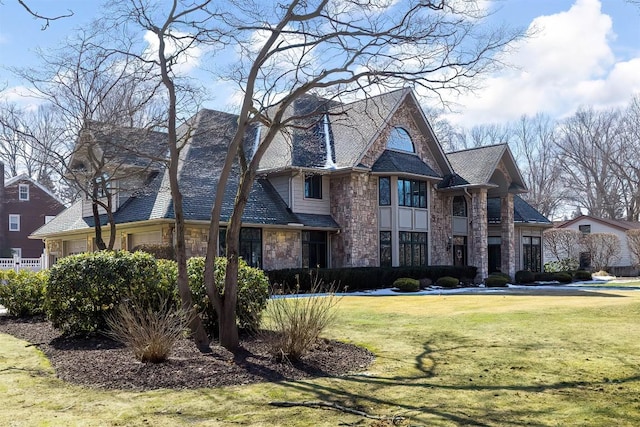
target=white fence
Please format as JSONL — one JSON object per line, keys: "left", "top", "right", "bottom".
{"left": 0, "top": 255, "right": 46, "bottom": 272}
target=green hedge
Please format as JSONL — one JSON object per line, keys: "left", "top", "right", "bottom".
{"left": 267, "top": 265, "right": 477, "bottom": 292}
{"left": 515, "top": 270, "right": 535, "bottom": 284}
{"left": 435, "top": 276, "right": 460, "bottom": 288}
{"left": 393, "top": 277, "right": 420, "bottom": 292}
{"left": 0, "top": 269, "right": 48, "bottom": 317}
{"left": 485, "top": 275, "right": 509, "bottom": 287}
{"left": 45, "top": 251, "right": 167, "bottom": 335}
{"left": 187, "top": 257, "right": 269, "bottom": 337}
{"left": 573, "top": 270, "right": 593, "bottom": 281}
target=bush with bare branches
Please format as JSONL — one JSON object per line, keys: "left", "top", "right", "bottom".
{"left": 105, "top": 299, "right": 190, "bottom": 363}
{"left": 582, "top": 233, "right": 621, "bottom": 272}
{"left": 263, "top": 276, "right": 342, "bottom": 362}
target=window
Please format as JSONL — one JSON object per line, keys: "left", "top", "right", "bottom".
{"left": 9, "top": 214, "right": 20, "bottom": 231}
{"left": 92, "top": 174, "right": 111, "bottom": 199}
{"left": 399, "top": 231, "right": 427, "bottom": 267}
{"left": 378, "top": 177, "right": 391, "bottom": 206}
{"left": 11, "top": 248, "right": 21, "bottom": 258}
{"left": 239, "top": 228, "right": 262, "bottom": 268}
{"left": 387, "top": 127, "right": 415, "bottom": 153}
{"left": 579, "top": 224, "right": 591, "bottom": 235}
{"left": 397, "top": 179, "right": 426, "bottom": 208}
{"left": 302, "top": 231, "right": 327, "bottom": 268}
{"left": 304, "top": 175, "right": 322, "bottom": 199}
{"left": 522, "top": 236, "right": 542, "bottom": 272}
{"left": 19, "top": 184, "right": 29, "bottom": 201}
{"left": 452, "top": 196, "right": 467, "bottom": 217}
{"left": 217, "top": 227, "right": 262, "bottom": 269}
{"left": 380, "top": 231, "right": 392, "bottom": 267}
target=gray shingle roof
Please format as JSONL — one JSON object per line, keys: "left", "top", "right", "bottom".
{"left": 445, "top": 144, "right": 506, "bottom": 187}
{"left": 372, "top": 149, "right": 440, "bottom": 178}
{"left": 487, "top": 196, "right": 552, "bottom": 225}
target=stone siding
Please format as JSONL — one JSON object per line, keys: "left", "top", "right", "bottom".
{"left": 500, "top": 194, "right": 516, "bottom": 277}
{"left": 184, "top": 226, "right": 209, "bottom": 257}
{"left": 330, "top": 173, "right": 378, "bottom": 267}
{"left": 263, "top": 229, "right": 301, "bottom": 270}
{"left": 470, "top": 189, "right": 488, "bottom": 281}
{"left": 430, "top": 192, "right": 453, "bottom": 265}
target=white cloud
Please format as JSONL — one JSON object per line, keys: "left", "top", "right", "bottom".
{"left": 143, "top": 30, "right": 203, "bottom": 76}
{"left": 441, "top": 0, "right": 640, "bottom": 127}
{"left": 0, "top": 86, "right": 45, "bottom": 111}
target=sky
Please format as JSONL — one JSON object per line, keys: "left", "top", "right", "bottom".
{"left": 0, "top": 0, "right": 639, "bottom": 128}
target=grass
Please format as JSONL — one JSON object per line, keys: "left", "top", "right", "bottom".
{"left": 2, "top": 290, "right": 640, "bottom": 426}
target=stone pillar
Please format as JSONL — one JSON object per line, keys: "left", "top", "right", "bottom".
{"left": 500, "top": 193, "right": 515, "bottom": 278}
{"left": 470, "top": 189, "right": 488, "bottom": 281}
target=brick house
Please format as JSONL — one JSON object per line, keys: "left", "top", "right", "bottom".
{"left": 1, "top": 164, "right": 66, "bottom": 258}
{"left": 32, "top": 89, "right": 551, "bottom": 279}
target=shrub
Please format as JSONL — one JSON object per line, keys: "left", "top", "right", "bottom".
{"left": 132, "top": 244, "right": 176, "bottom": 261}
{"left": 267, "top": 265, "right": 477, "bottom": 292}
{"left": 187, "top": 257, "right": 270, "bottom": 337}
{"left": 105, "top": 298, "right": 189, "bottom": 363}
{"left": 393, "top": 277, "right": 420, "bottom": 292}
{"left": 533, "top": 271, "right": 557, "bottom": 282}
{"left": 553, "top": 272, "right": 573, "bottom": 283}
{"left": 0, "top": 269, "right": 48, "bottom": 317}
{"left": 573, "top": 270, "right": 593, "bottom": 281}
{"left": 263, "top": 275, "right": 341, "bottom": 361}
{"left": 515, "top": 270, "right": 535, "bottom": 284}
{"left": 436, "top": 276, "right": 459, "bottom": 288}
{"left": 484, "top": 276, "right": 509, "bottom": 287}
{"left": 490, "top": 272, "right": 512, "bottom": 282}
{"left": 45, "top": 251, "right": 166, "bottom": 335}
{"left": 544, "top": 258, "right": 579, "bottom": 273}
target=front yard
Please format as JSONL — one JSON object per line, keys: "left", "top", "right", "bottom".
{"left": 2, "top": 290, "right": 640, "bottom": 426}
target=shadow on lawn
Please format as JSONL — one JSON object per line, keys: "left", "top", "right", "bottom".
{"left": 268, "top": 335, "right": 640, "bottom": 426}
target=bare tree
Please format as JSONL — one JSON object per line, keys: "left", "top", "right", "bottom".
{"left": 12, "top": 0, "right": 74, "bottom": 30}
{"left": 611, "top": 95, "right": 640, "bottom": 221}
{"left": 555, "top": 107, "right": 624, "bottom": 219}
{"left": 543, "top": 228, "right": 581, "bottom": 262}
{"left": 201, "top": 0, "right": 523, "bottom": 349}
{"left": 626, "top": 229, "right": 640, "bottom": 267}
{"left": 582, "top": 233, "right": 621, "bottom": 272}
{"left": 511, "top": 114, "right": 564, "bottom": 218}
{"left": 8, "top": 27, "right": 167, "bottom": 250}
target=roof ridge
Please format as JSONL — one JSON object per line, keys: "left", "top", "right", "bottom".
{"left": 446, "top": 142, "right": 508, "bottom": 155}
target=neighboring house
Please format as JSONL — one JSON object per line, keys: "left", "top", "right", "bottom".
{"left": 31, "top": 89, "right": 551, "bottom": 280}
{"left": 0, "top": 163, "right": 66, "bottom": 259}
{"left": 549, "top": 215, "right": 640, "bottom": 276}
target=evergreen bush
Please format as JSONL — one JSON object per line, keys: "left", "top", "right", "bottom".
{"left": 45, "top": 251, "right": 165, "bottom": 335}
{"left": 435, "top": 276, "right": 460, "bottom": 288}
{"left": 515, "top": 270, "right": 535, "bottom": 284}
{"left": 0, "top": 269, "right": 48, "bottom": 317}
{"left": 187, "top": 257, "right": 269, "bottom": 337}
{"left": 393, "top": 277, "right": 420, "bottom": 292}
{"left": 573, "top": 270, "right": 593, "bottom": 281}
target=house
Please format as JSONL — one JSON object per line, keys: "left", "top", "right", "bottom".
{"left": 549, "top": 215, "right": 640, "bottom": 276}
{"left": 1, "top": 163, "right": 66, "bottom": 259}
{"left": 31, "top": 89, "right": 551, "bottom": 280}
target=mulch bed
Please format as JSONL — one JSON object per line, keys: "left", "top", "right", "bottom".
{"left": 0, "top": 316, "right": 374, "bottom": 391}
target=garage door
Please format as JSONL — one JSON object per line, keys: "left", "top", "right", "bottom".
{"left": 129, "top": 231, "right": 162, "bottom": 249}
{"left": 64, "top": 239, "right": 87, "bottom": 256}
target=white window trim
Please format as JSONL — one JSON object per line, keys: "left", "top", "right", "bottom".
{"left": 19, "top": 183, "right": 29, "bottom": 201}
{"left": 11, "top": 248, "right": 22, "bottom": 258}
{"left": 9, "top": 214, "right": 20, "bottom": 231}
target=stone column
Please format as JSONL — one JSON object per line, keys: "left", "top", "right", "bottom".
{"left": 470, "top": 189, "right": 488, "bottom": 281}
{"left": 500, "top": 193, "right": 515, "bottom": 278}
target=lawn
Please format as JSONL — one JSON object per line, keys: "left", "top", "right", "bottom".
{"left": 2, "top": 290, "right": 640, "bottom": 426}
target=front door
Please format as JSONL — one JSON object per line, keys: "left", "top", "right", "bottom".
{"left": 452, "top": 236, "right": 467, "bottom": 266}
{"left": 488, "top": 244, "right": 502, "bottom": 274}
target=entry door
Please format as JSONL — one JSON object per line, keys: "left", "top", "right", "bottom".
{"left": 452, "top": 236, "right": 467, "bottom": 266}
{"left": 488, "top": 244, "right": 501, "bottom": 274}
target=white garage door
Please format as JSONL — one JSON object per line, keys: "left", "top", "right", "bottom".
{"left": 129, "top": 231, "right": 163, "bottom": 249}
{"left": 64, "top": 239, "right": 87, "bottom": 256}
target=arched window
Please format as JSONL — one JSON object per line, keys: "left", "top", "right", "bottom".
{"left": 452, "top": 196, "right": 467, "bottom": 217}
{"left": 387, "top": 127, "right": 415, "bottom": 153}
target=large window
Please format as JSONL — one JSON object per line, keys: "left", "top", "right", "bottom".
{"left": 579, "top": 224, "right": 591, "bottom": 235}
{"left": 387, "top": 127, "right": 415, "bottom": 153}
{"left": 399, "top": 231, "right": 427, "bottom": 267}
{"left": 19, "top": 184, "right": 29, "bottom": 201}
{"left": 379, "top": 177, "right": 391, "bottom": 206}
{"left": 380, "top": 231, "right": 392, "bottom": 267}
{"left": 397, "top": 179, "right": 427, "bottom": 208}
{"left": 452, "top": 196, "right": 467, "bottom": 217}
{"left": 522, "top": 236, "right": 542, "bottom": 272}
{"left": 9, "top": 214, "right": 20, "bottom": 231}
{"left": 304, "top": 174, "right": 322, "bottom": 199}
{"left": 302, "top": 231, "right": 327, "bottom": 268}
{"left": 218, "top": 227, "right": 263, "bottom": 269}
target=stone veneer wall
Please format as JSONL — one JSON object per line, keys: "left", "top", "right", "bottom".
{"left": 263, "top": 229, "right": 301, "bottom": 270}
{"left": 330, "top": 172, "right": 378, "bottom": 267}
{"left": 430, "top": 192, "right": 453, "bottom": 265}
{"left": 184, "top": 226, "right": 208, "bottom": 257}
{"left": 470, "top": 189, "right": 488, "bottom": 281}
{"left": 500, "top": 194, "right": 516, "bottom": 278}
{"left": 358, "top": 103, "right": 442, "bottom": 175}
